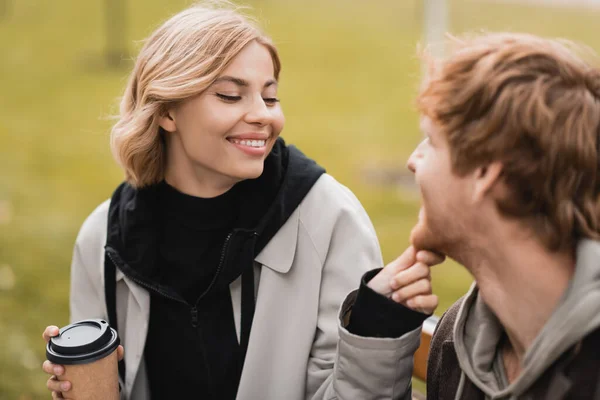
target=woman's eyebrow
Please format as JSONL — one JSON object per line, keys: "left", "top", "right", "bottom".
{"left": 213, "top": 76, "right": 249, "bottom": 87}
{"left": 264, "top": 79, "right": 278, "bottom": 88}
{"left": 213, "top": 76, "right": 278, "bottom": 88}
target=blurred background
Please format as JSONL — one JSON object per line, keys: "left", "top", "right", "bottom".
{"left": 0, "top": 0, "right": 599, "bottom": 398}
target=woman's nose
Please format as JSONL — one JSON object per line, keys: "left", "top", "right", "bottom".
{"left": 245, "top": 96, "right": 272, "bottom": 126}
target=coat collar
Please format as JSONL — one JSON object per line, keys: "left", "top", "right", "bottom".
{"left": 254, "top": 208, "right": 299, "bottom": 274}
{"left": 112, "top": 203, "right": 300, "bottom": 285}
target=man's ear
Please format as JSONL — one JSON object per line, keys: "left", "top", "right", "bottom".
{"left": 158, "top": 110, "right": 177, "bottom": 133}
{"left": 472, "top": 161, "right": 503, "bottom": 203}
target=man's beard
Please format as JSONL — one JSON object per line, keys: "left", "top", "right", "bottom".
{"left": 410, "top": 207, "right": 449, "bottom": 254}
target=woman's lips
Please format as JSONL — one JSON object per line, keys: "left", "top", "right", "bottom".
{"left": 227, "top": 138, "right": 268, "bottom": 156}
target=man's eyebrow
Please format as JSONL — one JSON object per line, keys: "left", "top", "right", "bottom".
{"left": 213, "top": 76, "right": 278, "bottom": 89}
{"left": 419, "top": 118, "right": 434, "bottom": 138}
{"left": 419, "top": 120, "right": 429, "bottom": 137}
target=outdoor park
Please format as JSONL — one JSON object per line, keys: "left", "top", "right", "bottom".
{"left": 0, "top": 0, "right": 599, "bottom": 398}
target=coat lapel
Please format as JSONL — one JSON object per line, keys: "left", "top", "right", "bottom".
{"left": 255, "top": 208, "right": 299, "bottom": 274}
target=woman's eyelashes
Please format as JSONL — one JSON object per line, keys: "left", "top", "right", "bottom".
{"left": 216, "top": 93, "right": 280, "bottom": 105}
{"left": 263, "top": 97, "right": 280, "bottom": 105}
{"left": 216, "top": 93, "right": 242, "bottom": 102}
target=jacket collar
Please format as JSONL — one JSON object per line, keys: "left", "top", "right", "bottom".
{"left": 114, "top": 210, "right": 300, "bottom": 310}
{"left": 113, "top": 206, "right": 300, "bottom": 281}
{"left": 255, "top": 207, "right": 299, "bottom": 274}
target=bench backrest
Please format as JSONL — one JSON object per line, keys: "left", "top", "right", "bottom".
{"left": 413, "top": 315, "right": 439, "bottom": 381}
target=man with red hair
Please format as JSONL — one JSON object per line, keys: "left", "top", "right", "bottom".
{"left": 407, "top": 33, "right": 600, "bottom": 399}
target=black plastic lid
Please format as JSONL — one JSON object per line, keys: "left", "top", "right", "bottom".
{"left": 46, "top": 319, "right": 120, "bottom": 365}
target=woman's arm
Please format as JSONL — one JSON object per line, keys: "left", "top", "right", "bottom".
{"left": 305, "top": 186, "right": 436, "bottom": 400}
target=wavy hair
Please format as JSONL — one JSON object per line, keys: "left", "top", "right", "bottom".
{"left": 418, "top": 33, "right": 600, "bottom": 250}
{"left": 110, "top": 1, "right": 281, "bottom": 187}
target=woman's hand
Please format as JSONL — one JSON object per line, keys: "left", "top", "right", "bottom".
{"left": 368, "top": 246, "right": 445, "bottom": 314}
{"left": 42, "top": 325, "right": 124, "bottom": 399}
{"left": 42, "top": 325, "right": 70, "bottom": 399}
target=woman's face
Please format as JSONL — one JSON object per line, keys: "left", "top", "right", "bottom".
{"left": 160, "top": 40, "right": 285, "bottom": 193}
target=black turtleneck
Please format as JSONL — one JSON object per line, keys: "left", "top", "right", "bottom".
{"left": 156, "top": 181, "right": 240, "bottom": 304}
{"left": 145, "top": 181, "right": 244, "bottom": 400}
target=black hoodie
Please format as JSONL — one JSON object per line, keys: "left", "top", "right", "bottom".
{"left": 104, "top": 138, "right": 325, "bottom": 399}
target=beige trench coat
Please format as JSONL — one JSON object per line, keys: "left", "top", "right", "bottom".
{"left": 69, "top": 174, "right": 421, "bottom": 399}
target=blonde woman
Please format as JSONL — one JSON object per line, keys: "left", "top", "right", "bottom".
{"left": 41, "top": 2, "right": 442, "bottom": 399}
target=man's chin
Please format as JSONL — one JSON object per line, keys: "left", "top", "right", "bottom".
{"left": 410, "top": 223, "right": 442, "bottom": 253}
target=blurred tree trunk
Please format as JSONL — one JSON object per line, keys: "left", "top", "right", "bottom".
{"left": 0, "top": 0, "right": 10, "bottom": 20}
{"left": 105, "top": 0, "right": 128, "bottom": 68}
{"left": 423, "top": 0, "right": 448, "bottom": 58}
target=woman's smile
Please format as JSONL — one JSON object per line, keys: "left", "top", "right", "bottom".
{"left": 226, "top": 133, "right": 270, "bottom": 156}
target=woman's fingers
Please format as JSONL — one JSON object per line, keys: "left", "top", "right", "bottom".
{"left": 52, "top": 390, "right": 66, "bottom": 400}
{"left": 47, "top": 375, "right": 70, "bottom": 393}
{"left": 388, "top": 260, "right": 438, "bottom": 314}
{"left": 366, "top": 246, "right": 417, "bottom": 295}
{"left": 391, "top": 278, "right": 432, "bottom": 303}
{"left": 42, "top": 360, "right": 64, "bottom": 377}
{"left": 416, "top": 250, "right": 445, "bottom": 266}
{"left": 42, "top": 326, "right": 60, "bottom": 343}
{"left": 44, "top": 359, "right": 70, "bottom": 396}
{"left": 368, "top": 247, "right": 442, "bottom": 314}
{"left": 405, "top": 294, "right": 439, "bottom": 315}
{"left": 387, "top": 246, "right": 418, "bottom": 274}
{"left": 384, "top": 250, "right": 442, "bottom": 315}
{"left": 390, "top": 262, "right": 430, "bottom": 290}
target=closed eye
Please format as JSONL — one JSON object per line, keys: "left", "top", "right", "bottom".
{"left": 216, "top": 93, "right": 241, "bottom": 102}
{"left": 263, "top": 97, "right": 280, "bottom": 105}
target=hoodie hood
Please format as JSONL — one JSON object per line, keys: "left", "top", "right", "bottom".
{"left": 453, "top": 239, "right": 600, "bottom": 399}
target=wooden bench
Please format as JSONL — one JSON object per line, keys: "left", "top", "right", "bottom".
{"left": 414, "top": 315, "right": 438, "bottom": 381}
{"left": 412, "top": 315, "right": 439, "bottom": 399}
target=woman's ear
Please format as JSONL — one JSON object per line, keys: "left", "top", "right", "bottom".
{"left": 158, "top": 110, "right": 177, "bottom": 133}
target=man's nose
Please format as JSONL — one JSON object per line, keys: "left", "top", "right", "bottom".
{"left": 406, "top": 151, "right": 417, "bottom": 173}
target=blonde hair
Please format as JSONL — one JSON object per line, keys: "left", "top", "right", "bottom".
{"left": 417, "top": 33, "right": 600, "bottom": 250}
{"left": 110, "top": 1, "right": 281, "bottom": 187}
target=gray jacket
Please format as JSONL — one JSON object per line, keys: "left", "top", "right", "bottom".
{"left": 69, "top": 174, "right": 421, "bottom": 400}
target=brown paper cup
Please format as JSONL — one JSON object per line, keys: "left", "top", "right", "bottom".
{"left": 57, "top": 349, "right": 119, "bottom": 400}
{"left": 46, "top": 319, "right": 121, "bottom": 400}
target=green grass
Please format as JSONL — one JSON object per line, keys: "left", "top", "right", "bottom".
{"left": 0, "top": 0, "right": 599, "bottom": 398}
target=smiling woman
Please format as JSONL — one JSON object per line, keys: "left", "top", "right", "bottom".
{"left": 158, "top": 41, "right": 285, "bottom": 196}
{"left": 109, "top": 5, "right": 283, "bottom": 197}
{"left": 38, "top": 1, "right": 443, "bottom": 399}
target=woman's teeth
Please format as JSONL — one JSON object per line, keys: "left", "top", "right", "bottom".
{"left": 230, "top": 139, "right": 266, "bottom": 148}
